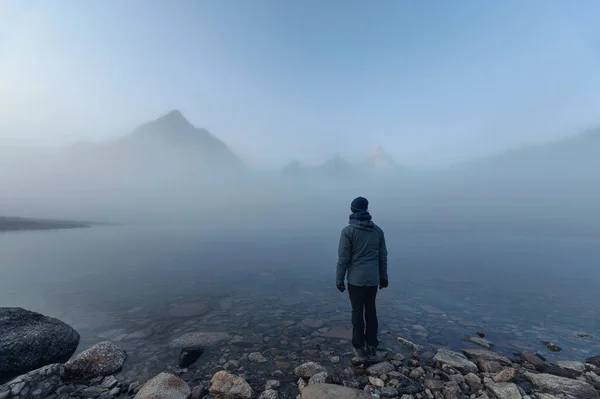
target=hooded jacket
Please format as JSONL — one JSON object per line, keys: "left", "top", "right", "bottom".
{"left": 336, "top": 210, "right": 388, "bottom": 287}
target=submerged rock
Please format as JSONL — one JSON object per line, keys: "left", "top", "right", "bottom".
{"left": 179, "top": 346, "right": 203, "bottom": 368}
{"left": 0, "top": 307, "right": 80, "bottom": 381}
{"left": 300, "top": 383, "right": 372, "bottom": 398}
{"left": 433, "top": 349, "right": 478, "bottom": 374}
{"left": 463, "top": 335, "right": 494, "bottom": 349}
{"left": 541, "top": 341, "right": 561, "bottom": 352}
{"left": 524, "top": 371, "right": 600, "bottom": 399}
{"left": 209, "top": 371, "right": 254, "bottom": 399}
{"left": 64, "top": 341, "right": 126, "bottom": 379}
{"left": 366, "top": 361, "right": 395, "bottom": 376}
{"left": 169, "top": 332, "right": 231, "bottom": 348}
{"left": 294, "top": 362, "right": 327, "bottom": 379}
{"left": 134, "top": 373, "right": 191, "bottom": 399}
{"left": 248, "top": 352, "right": 268, "bottom": 364}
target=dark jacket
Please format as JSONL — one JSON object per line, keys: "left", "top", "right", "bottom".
{"left": 336, "top": 211, "right": 388, "bottom": 287}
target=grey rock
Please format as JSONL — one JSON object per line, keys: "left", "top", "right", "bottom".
{"left": 209, "top": 371, "right": 254, "bottom": 399}
{"left": 248, "top": 352, "right": 268, "bottom": 364}
{"left": 441, "top": 381, "right": 462, "bottom": 399}
{"left": 380, "top": 387, "right": 399, "bottom": 397}
{"left": 308, "top": 372, "right": 328, "bottom": 385}
{"left": 433, "top": 349, "right": 478, "bottom": 374}
{"left": 368, "top": 376, "right": 385, "bottom": 388}
{"left": 80, "top": 385, "right": 108, "bottom": 397}
{"left": 524, "top": 371, "right": 600, "bottom": 399}
{"left": 465, "top": 373, "right": 483, "bottom": 393}
{"left": 179, "top": 346, "right": 203, "bottom": 368}
{"left": 366, "top": 362, "right": 395, "bottom": 376}
{"left": 101, "top": 376, "right": 118, "bottom": 389}
{"left": 410, "top": 367, "right": 425, "bottom": 380}
{"left": 586, "top": 356, "right": 600, "bottom": 368}
{"left": 464, "top": 336, "right": 494, "bottom": 349}
{"left": 169, "top": 332, "right": 231, "bottom": 348}
{"left": 259, "top": 389, "right": 279, "bottom": 399}
{"left": 134, "top": 373, "right": 191, "bottom": 399}
{"left": 0, "top": 364, "right": 62, "bottom": 399}
{"left": 519, "top": 353, "right": 545, "bottom": 369}
{"left": 294, "top": 363, "right": 327, "bottom": 379}
{"left": 487, "top": 382, "right": 522, "bottom": 399}
{"left": 477, "top": 360, "right": 503, "bottom": 373}
{"left": 191, "top": 385, "right": 205, "bottom": 399}
{"left": 64, "top": 341, "right": 126, "bottom": 379}
{"left": 462, "top": 349, "right": 511, "bottom": 366}
{"left": 300, "top": 383, "right": 373, "bottom": 398}
{"left": 265, "top": 380, "right": 280, "bottom": 390}
{"left": 556, "top": 360, "right": 585, "bottom": 374}
{"left": 493, "top": 368, "right": 517, "bottom": 383}
{"left": 0, "top": 308, "right": 79, "bottom": 380}
{"left": 424, "top": 379, "right": 445, "bottom": 391}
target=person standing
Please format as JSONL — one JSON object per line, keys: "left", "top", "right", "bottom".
{"left": 336, "top": 196, "right": 388, "bottom": 361}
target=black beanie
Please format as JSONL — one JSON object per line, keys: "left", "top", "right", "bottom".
{"left": 351, "top": 197, "right": 369, "bottom": 213}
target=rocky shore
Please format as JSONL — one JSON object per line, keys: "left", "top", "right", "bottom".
{"left": 2, "top": 307, "right": 600, "bottom": 399}
{"left": 0, "top": 217, "right": 89, "bottom": 232}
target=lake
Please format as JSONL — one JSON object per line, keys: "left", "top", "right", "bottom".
{"left": 1, "top": 222, "right": 599, "bottom": 386}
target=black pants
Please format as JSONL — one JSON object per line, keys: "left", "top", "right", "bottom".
{"left": 348, "top": 284, "right": 379, "bottom": 349}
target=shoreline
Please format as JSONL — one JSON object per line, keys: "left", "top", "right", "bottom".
{"left": 0, "top": 217, "right": 90, "bottom": 233}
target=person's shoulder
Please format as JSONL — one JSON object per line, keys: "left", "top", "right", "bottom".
{"left": 373, "top": 223, "right": 385, "bottom": 235}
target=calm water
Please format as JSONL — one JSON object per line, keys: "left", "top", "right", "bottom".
{"left": 1, "top": 223, "right": 600, "bottom": 383}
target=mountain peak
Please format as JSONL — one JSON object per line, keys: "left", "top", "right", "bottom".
{"left": 367, "top": 145, "right": 396, "bottom": 170}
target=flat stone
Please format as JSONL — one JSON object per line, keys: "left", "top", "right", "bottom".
{"left": 487, "top": 382, "right": 522, "bottom": 399}
{"left": 368, "top": 376, "right": 385, "bottom": 387}
{"left": 464, "top": 336, "right": 494, "bottom": 349}
{"left": 462, "top": 349, "right": 511, "bottom": 366}
{"left": 294, "top": 362, "right": 327, "bottom": 379}
{"left": 258, "top": 389, "right": 278, "bottom": 399}
{"left": 478, "top": 360, "right": 503, "bottom": 373}
{"left": 493, "top": 368, "right": 517, "bottom": 383}
{"left": 300, "top": 383, "right": 372, "bottom": 399}
{"left": 169, "top": 332, "right": 231, "bottom": 348}
{"left": 0, "top": 308, "right": 79, "bottom": 380}
{"left": 380, "top": 387, "right": 399, "bottom": 397}
{"left": 433, "top": 349, "right": 478, "bottom": 374}
{"left": 209, "top": 370, "right": 254, "bottom": 399}
{"left": 366, "top": 361, "right": 395, "bottom": 376}
{"left": 64, "top": 341, "right": 126, "bottom": 379}
{"left": 520, "top": 353, "right": 545, "bottom": 368}
{"left": 524, "top": 371, "right": 600, "bottom": 399}
{"left": 134, "top": 373, "right": 191, "bottom": 399}
{"left": 556, "top": 360, "right": 585, "bottom": 374}
{"left": 424, "top": 379, "right": 445, "bottom": 391}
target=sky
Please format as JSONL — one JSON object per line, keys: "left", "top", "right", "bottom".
{"left": 1, "top": 0, "right": 600, "bottom": 168}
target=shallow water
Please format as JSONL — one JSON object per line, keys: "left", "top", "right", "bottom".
{"left": 1, "top": 223, "right": 599, "bottom": 387}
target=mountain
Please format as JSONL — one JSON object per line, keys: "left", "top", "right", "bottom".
{"left": 366, "top": 145, "right": 397, "bottom": 171}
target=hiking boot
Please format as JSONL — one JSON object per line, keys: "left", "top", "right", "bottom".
{"left": 366, "top": 344, "right": 379, "bottom": 361}
{"left": 352, "top": 346, "right": 367, "bottom": 362}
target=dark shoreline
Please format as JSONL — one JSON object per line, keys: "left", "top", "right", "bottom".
{"left": 0, "top": 216, "right": 90, "bottom": 233}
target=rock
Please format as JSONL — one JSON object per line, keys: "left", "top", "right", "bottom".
{"left": 524, "top": 372, "right": 600, "bottom": 399}
{"left": 0, "top": 364, "right": 62, "bottom": 399}
{"left": 487, "top": 382, "right": 522, "bottom": 399}
{"left": 586, "top": 356, "right": 600, "bottom": 368}
{"left": 169, "top": 332, "right": 231, "bottom": 348}
{"left": 294, "top": 362, "right": 327, "bottom": 379}
{"left": 464, "top": 336, "right": 494, "bottom": 349}
{"left": 397, "top": 380, "right": 424, "bottom": 395}
{"left": 424, "top": 379, "right": 445, "bottom": 391}
{"left": 209, "top": 371, "right": 254, "bottom": 399}
{"left": 442, "top": 381, "right": 462, "bottom": 399}
{"left": 265, "top": 380, "right": 280, "bottom": 390}
{"left": 319, "top": 327, "right": 352, "bottom": 341}
{"left": 462, "top": 349, "right": 511, "bottom": 366}
{"left": 179, "top": 346, "right": 203, "bottom": 368}
{"left": 556, "top": 360, "right": 585, "bottom": 374}
{"left": 191, "top": 385, "right": 205, "bottom": 399}
{"left": 585, "top": 371, "right": 600, "bottom": 389}
{"left": 368, "top": 376, "right": 385, "bottom": 388}
{"left": 258, "top": 390, "right": 278, "bottom": 399}
{"left": 519, "top": 353, "right": 545, "bottom": 369}
{"left": 541, "top": 342, "right": 561, "bottom": 352}
{"left": 80, "top": 385, "right": 108, "bottom": 397}
{"left": 410, "top": 367, "right": 425, "bottom": 379}
{"left": 102, "top": 376, "right": 118, "bottom": 389}
{"left": 134, "top": 373, "right": 191, "bottom": 399}
{"left": 478, "top": 360, "right": 503, "bottom": 373}
{"left": 465, "top": 373, "right": 483, "bottom": 392}
{"left": 366, "top": 362, "right": 395, "bottom": 376}
{"left": 0, "top": 308, "right": 80, "bottom": 380}
{"left": 433, "top": 349, "right": 478, "bottom": 374}
{"left": 300, "top": 383, "right": 372, "bottom": 398}
{"left": 537, "top": 363, "right": 580, "bottom": 379}
{"left": 298, "top": 378, "right": 308, "bottom": 391}
{"left": 493, "top": 368, "right": 518, "bottom": 383}
{"left": 249, "top": 352, "right": 268, "bottom": 364}
{"left": 64, "top": 341, "right": 126, "bottom": 379}
{"left": 128, "top": 381, "right": 141, "bottom": 394}
{"left": 380, "top": 387, "right": 399, "bottom": 397}
{"left": 309, "top": 372, "right": 328, "bottom": 385}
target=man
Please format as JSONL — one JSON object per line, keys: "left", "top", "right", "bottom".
{"left": 336, "top": 196, "right": 388, "bottom": 362}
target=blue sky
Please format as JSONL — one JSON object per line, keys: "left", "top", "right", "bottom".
{"left": 1, "top": 0, "right": 600, "bottom": 167}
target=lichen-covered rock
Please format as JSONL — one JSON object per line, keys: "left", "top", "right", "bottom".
{"left": 0, "top": 308, "right": 79, "bottom": 381}
{"left": 209, "top": 371, "right": 254, "bottom": 399}
{"left": 433, "top": 349, "right": 478, "bottom": 374}
{"left": 64, "top": 341, "right": 126, "bottom": 379}
{"left": 300, "top": 383, "right": 372, "bottom": 398}
{"left": 0, "top": 364, "right": 63, "bottom": 399}
{"left": 524, "top": 371, "right": 600, "bottom": 399}
{"left": 294, "top": 362, "right": 327, "bottom": 379}
{"left": 134, "top": 373, "right": 191, "bottom": 399}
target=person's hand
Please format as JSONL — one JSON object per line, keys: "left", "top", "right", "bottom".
{"left": 379, "top": 279, "right": 388, "bottom": 289}
{"left": 336, "top": 282, "right": 346, "bottom": 293}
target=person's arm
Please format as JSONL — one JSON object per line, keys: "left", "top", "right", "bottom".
{"left": 336, "top": 229, "right": 352, "bottom": 287}
{"left": 379, "top": 230, "right": 388, "bottom": 287}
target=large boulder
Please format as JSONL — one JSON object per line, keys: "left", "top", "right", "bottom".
{"left": 433, "top": 349, "right": 478, "bottom": 374}
{"left": 64, "top": 341, "right": 126, "bottom": 379}
{"left": 301, "top": 383, "right": 372, "bottom": 398}
{"left": 0, "top": 364, "right": 63, "bottom": 399}
{"left": 524, "top": 372, "right": 600, "bottom": 399}
{"left": 134, "top": 373, "right": 191, "bottom": 399}
{"left": 209, "top": 371, "right": 254, "bottom": 399}
{"left": 0, "top": 308, "right": 80, "bottom": 381}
